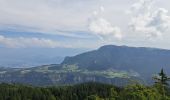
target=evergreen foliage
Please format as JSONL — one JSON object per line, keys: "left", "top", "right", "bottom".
{"left": 0, "top": 69, "right": 170, "bottom": 100}
{"left": 0, "top": 82, "right": 169, "bottom": 100}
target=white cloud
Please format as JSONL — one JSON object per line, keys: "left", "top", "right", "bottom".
{"left": 88, "top": 6, "right": 123, "bottom": 41}
{"left": 0, "top": 35, "right": 65, "bottom": 48}
{"left": 1, "top": 0, "right": 170, "bottom": 49}
{"left": 0, "top": 0, "right": 125, "bottom": 39}
{"left": 129, "top": 0, "right": 170, "bottom": 39}
{"left": 0, "top": 0, "right": 92, "bottom": 36}
{"left": 149, "top": 8, "right": 170, "bottom": 32}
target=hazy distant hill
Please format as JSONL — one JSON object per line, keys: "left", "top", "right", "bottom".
{"left": 1, "top": 45, "right": 170, "bottom": 86}
{"left": 0, "top": 48, "right": 87, "bottom": 68}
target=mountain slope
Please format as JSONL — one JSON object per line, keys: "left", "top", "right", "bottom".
{"left": 62, "top": 45, "right": 170, "bottom": 77}
{"left": 1, "top": 45, "right": 170, "bottom": 86}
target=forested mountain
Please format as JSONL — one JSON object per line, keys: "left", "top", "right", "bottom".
{"left": 62, "top": 45, "right": 170, "bottom": 75}
{"left": 1, "top": 45, "right": 170, "bottom": 86}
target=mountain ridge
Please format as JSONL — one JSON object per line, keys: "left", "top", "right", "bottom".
{"left": 0, "top": 45, "right": 170, "bottom": 86}
{"left": 61, "top": 44, "right": 170, "bottom": 85}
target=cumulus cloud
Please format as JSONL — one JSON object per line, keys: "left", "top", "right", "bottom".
{"left": 129, "top": 0, "right": 170, "bottom": 38}
{"left": 88, "top": 6, "right": 123, "bottom": 41}
{"left": 0, "top": 35, "right": 64, "bottom": 48}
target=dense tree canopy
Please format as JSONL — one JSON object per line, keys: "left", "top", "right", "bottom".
{"left": 0, "top": 82, "right": 170, "bottom": 100}
{"left": 0, "top": 69, "right": 170, "bottom": 100}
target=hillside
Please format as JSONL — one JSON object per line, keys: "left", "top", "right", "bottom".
{"left": 62, "top": 45, "right": 170, "bottom": 77}
{"left": 1, "top": 45, "right": 170, "bottom": 85}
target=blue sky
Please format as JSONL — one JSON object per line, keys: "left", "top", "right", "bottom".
{"left": 0, "top": 0, "right": 170, "bottom": 49}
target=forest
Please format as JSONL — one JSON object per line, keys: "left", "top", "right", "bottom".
{"left": 0, "top": 69, "right": 170, "bottom": 100}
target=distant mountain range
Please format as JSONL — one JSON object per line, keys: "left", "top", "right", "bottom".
{"left": 0, "top": 45, "right": 170, "bottom": 86}
{"left": 0, "top": 48, "right": 87, "bottom": 68}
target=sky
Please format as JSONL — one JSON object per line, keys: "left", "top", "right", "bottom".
{"left": 0, "top": 0, "right": 170, "bottom": 49}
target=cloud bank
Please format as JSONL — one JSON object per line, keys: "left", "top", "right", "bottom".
{"left": 0, "top": 35, "right": 63, "bottom": 48}
{"left": 88, "top": 6, "right": 123, "bottom": 41}
{"left": 129, "top": 0, "right": 170, "bottom": 38}
{"left": 0, "top": 0, "right": 170, "bottom": 49}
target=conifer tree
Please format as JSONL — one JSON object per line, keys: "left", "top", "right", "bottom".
{"left": 153, "top": 68, "right": 170, "bottom": 98}
{"left": 154, "top": 68, "right": 170, "bottom": 85}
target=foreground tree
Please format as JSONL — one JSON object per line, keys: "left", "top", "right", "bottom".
{"left": 85, "top": 95, "right": 103, "bottom": 100}
{"left": 153, "top": 69, "right": 170, "bottom": 85}
{"left": 119, "top": 84, "right": 161, "bottom": 100}
{"left": 153, "top": 68, "right": 170, "bottom": 98}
